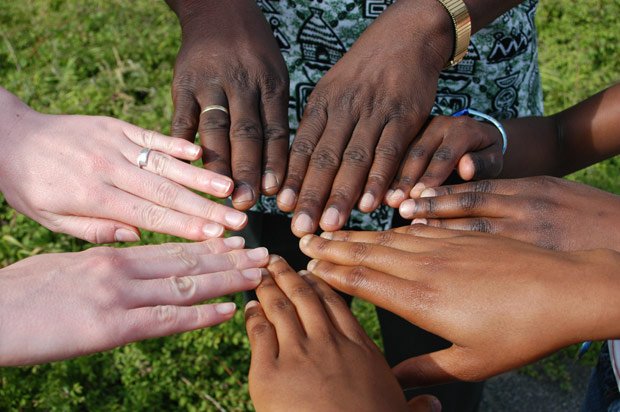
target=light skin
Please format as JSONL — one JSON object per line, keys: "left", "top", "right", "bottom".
{"left": 165, "top": 0, "right": 522, "bottom": 237}
{"left": 0, "top": 87, "right": 248, "bottom": 243}
{"left": 245, "top": 256, "right": 440, "bottom": 412}
{"left": 298, "top": 225, "right": 620, "bottom": 387}
{"left": 0, "top": 237, "right": 269, "bottom": 367}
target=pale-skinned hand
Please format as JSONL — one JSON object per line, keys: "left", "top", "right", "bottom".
{"left": 0, "top": 237, "right": 269, "bottom": 366}
{"left": 167, "top": 0, "right": 289, "bottom": 209}
{"left": 245, "top": 256, "right": 439, "bottom": 412}
{"left": 0, "top": 94, "right": 248, "bottom": 243}
{"left": 299, "top": 225, "right": 620, "bottom": 387}
{"left": 399, "top": 176, "right": 620, "bottom": 251}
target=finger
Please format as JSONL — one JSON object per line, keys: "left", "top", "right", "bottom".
{"left": 407, "top": 395, "right": 442, "bottom": 412}
{"left": 227, "top": 89, "right": 264, "bottom": 210}
{"left": 364, "top": 120, "right": 415, "bottom": 209}
{"left": 245, "top": 300, "right": 279, "bottom": 362}
{"left": 410, "top": 179, "right": 505, "bottom": 199}
{"left": 122, "top": 302, "right": 237, "bottom": 344}
{"left": 398, "top": 192, "right": 516, "bottom": 220}
{"left": 127, "top": 267, "right": 264, "bottom": 307}
{"left": 301, "top": 272, "right": 371, "bottom": 347}
{"left": 457, "top": 145, "right": 503, "bottom": 181}
{"left": 120, "top": 236, "right": 246, "bottom": 260}
{"left": 277, "top": 93, "right": 329, "bottom": 212}
{"left": 389, "top": 120, "right": 442, "bottom": 206}
{"left": 424, "top": 217, "right": 502, "bottom": 235}
{"left": 170, "top": 81, "right": 200, "bottom": 143}
{"left": 393, "top": 347, "right": 470, "bottom": 388}
{"left": 255, "top": 263, "right": 306, "bottom": 345}
{"left": 123, "top": 124, "right": 201, "bottom": 162}
{"left": 196, "top": 87, "right": 231, "bottom": 178}
{"left": 267, "top": 256, "right": 333, "bottom": 337}
{"left": 318, "top": 230, "right": 441, "bottom": 254}
{"left": 392, "top": 224, "right": 465, "bottom": 239}
{"left": 259, "top": 75, "right": 290, "bottom": 196}
{"left": 128, "top": 148, "right": 234, "bottom": 198}
{"left": 300, "top": 235, "right": 437, "bottom": 277}
{"left": 48, "top": 214, "right": 140, "bottom": 244}
{"left": 291, "top": 117, "right": 356, "bottom": 237}
{"left": 114, "top": 163, "right": 247, "bottom": 230}
{"left": 125, "top": 244, "right": 269, "bottom": 279}
{"left": 321, "top": 120, "right": 383, "bottom": 229}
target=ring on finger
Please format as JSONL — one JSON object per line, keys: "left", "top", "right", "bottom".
{"left": 136, "top": 148, "right": 152, "bottom": 169}
{"left": 201, "top": 105, "right": 229, "bottom": 116}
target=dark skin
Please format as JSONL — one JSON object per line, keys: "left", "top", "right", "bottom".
{"left": 165, "top": 0, "right": 522, "bottom": 236}
{"left": 397, "top": 84, "right": 620, "bottom": 246}
{"left": 245, "top": 256, "right": 440, "bottom": 412}
{"left": 298, "top": 226, "right": 620, "bottom": 388}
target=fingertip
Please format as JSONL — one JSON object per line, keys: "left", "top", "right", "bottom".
{"left": 114, "top": 228, "right": 141, "bottom": 243}
{"left": 261, "top": 172, "right": 280, "bottom": 196}
{"left": 399, "top": 199, "right": 416, "bottom": 219}
{"left": 457, "top": 155, "right": 476, "bottom": 181}
{"left": 277, "top": 188, "right": 297, "bottom": 212}
{"left": 231, "top": 184, "right": 257, "bottom": 211}
{"left": 245, "top": 300, "right": 260, "bottom": 313}
{"left": 299, "top": 233, "right": 315, "bottom": 249}
{"left": 319, "top": 206, "right": 344, "bottom": 232}
{"left": 292, "top": 213, "right": 315, "bottom": 238}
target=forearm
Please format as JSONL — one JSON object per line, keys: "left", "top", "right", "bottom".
{"left": 500, "top": 84, "right": 620, "bottom": 178}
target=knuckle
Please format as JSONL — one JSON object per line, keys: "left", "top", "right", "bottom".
{"left": 310, "top": 147, "right": 341, "bottom": 170}
{"left": 406, "top": 145, "right": 428, "bottom": 160}
{"left": 263, "top": 124, "right": 289, "bottom": 144}
{"left": 395, "top": 175, "right": 416, "bottom": 187}
{"left": 347, "top": 242, "right": 370, "bottom": 263}
{"left": 343, "top": 145, "right": 371, "bottom": 167}
{"left": 375, "top": 230, "right": 395, "bottom": 246}
{"left": 330, "top": 186, "right": 354, "bottom": 203}
{"left": 249, "top": 319, "right": 273, "bottom": 337}
{"left": 471, "top": 180, "right": 495, "bottom": 193}
{"left": 470, "top": 218, "right": 494, "bottom": 233}
{"left": 230, "top": 119, "right": 262, "bottom": 143}
{"left": 269, "top": 297, "right": 292, "bottom": 313}
{"left": 319, "top": 290, "right": 346, "bottom": 307}
{"left": 154, "top": 181, "right": 179, "bottom": 208}
{"left": 174, "top": 250, "right": 199, "bottom": 271}
{"left": 290, "top": 138, "right": 316, "bottom": 159}
{"left": 154, "top": 305, "right": 179, "bottom": 324}
{"left": 202, "top": 115, "right": 231, "bottom": 132}
{"left": 457, "top": 192, "right": 484, "bottom": 211}
{"left": 290, "top": 285, "right": 315, "bottom": 300}
{"left": 432, "top": 146, "right": 454, "bottom": 162}
{"left": 151, "top": 154, "right": 172, "bottom": 176}
{"left": 141, "top": 204, "right": 167, "bottom": 228}
{"left": 169, "top": 276, "right": 197, "bottom": 299}
{"left": 374, "top": 140, "right": 402, "bottom": 163}
{"left": 344, "top": 266, "right": 370, "bottom": 291}
{"left": 139, "top": 129, "right": 156, "bottom": 147}
{"left": 261, "top": 72, "right": 288, "bottom": 99}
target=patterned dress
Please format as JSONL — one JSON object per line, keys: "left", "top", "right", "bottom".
{"left": 254, "top": 0, "right": 543, "bottom": 231}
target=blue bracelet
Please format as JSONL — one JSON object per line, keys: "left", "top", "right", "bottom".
{"left": 452, "top": 108, "right": 508, "bottom": 155}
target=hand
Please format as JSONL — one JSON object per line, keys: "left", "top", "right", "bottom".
{"left": 169, "top": 1, "right": 289, "bottom": 210}
{"left": 299, "top": 225, "right": 620, "bottom": 386}
{"left": 393, "top": 115, "right": 504, "bottom": 200}
{"left": 0, "top": 98, "right": 248, "bottom": 243}
{"left": 245, "top": 256, "right": 440, "bottom": 412}
{"left": 0, "top": 237, "right": 269, "bottom": 366}
{"left": 277, "top": 1, "right": 453, "bottom": 237}
{"left": 399, "top": 176, "right": 620, "bottom": 251}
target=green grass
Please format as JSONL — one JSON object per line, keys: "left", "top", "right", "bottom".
{"left": 0, "top": 0, "right": 618, "bottom": 410}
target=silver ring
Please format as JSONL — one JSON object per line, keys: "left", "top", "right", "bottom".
{"left": 137, "top": 148, "right": 151, "bottom": 169}
{"left": 201, "top": 105, "right": 229, "bottom": 116}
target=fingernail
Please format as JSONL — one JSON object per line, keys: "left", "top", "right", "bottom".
{"left": 215, "top": 302, "right": 236, "bottom": 315}
{"left": 299, "top": 234, "right": 313, "bottom": 248}
{"left": 211, "top": 177, "right": 233, "bottom": 194}
{"left": 320, "top": 232, "right": 333, "bottom": 240}
{"left": 412, "top": 218, "right": 428, "bottom": 225}
{"left": 387, "top": 189, "right": 405, "bottom": 205}
{"left": 225, "top": 211, "right": 247, "bottom": 228}
{"left": 114, "top": 228, "right": 140, "bottom": 242}
{"left": 223, "top": 236, "right": 245, "bottom": 248}
{"left": 203, "top": 223, "right": 224, "bottom": 238}
{"left": 278, "top": 188, "right": 296, "bottom": 208}
{"left": 186, "top": 145, "right": 201, "bottom": 158}
{"left": 321, "top": 207, "right": 340, "bottom": 227}
{"left": 359, "top": 192, "right": 375, "bottom": 211}
{"left": 293, "top": 213, "right": 313, "bottom": 234}
{"left": 245, "top": 300, "right": 259, "bottom": 312}
{"left": 298, "top": 270, "right": 310, "bottom": 277}
{"left": 431, "top": 396, "right": 442, "bottom": 412}
{"left": 262, "top": 173, "right": 279, "bottom": 191}
{"left": 420, "top": 188, "right": 437, "bottom": 198}
{"left": 399, "top": 199, "right": 416, "bottom": 218}
{"left": 232, "top": 185, "right": 255, "bottom": 205}
{"left": 307, "top": 259, "right": 318, "bottom": 272}
{"left": 247, "top": 247, "right": 269, "bottom": 261}
{"left": 268, "top": 254, "right": 282, "bottom": 264}
{"left": 385, "top": 189, "right": 394, "bottom": 201}
{"left": 410, "top": 182, "right": 426, "bottom": 198}
{"left": 241, "top": 268, "right": 262, "bottom": 281}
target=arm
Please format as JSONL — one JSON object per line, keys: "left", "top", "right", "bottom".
{"left": 299, "top": 226, "right": 620, "bottom": 386}
{"left": 0, "top": 87, "right": 247, "bottom": 243}
{"left": 0, "top": 237, "right": 268, "bottom": 366}
{"left": 500, "top": 83, "right": 620, "bottom": 177}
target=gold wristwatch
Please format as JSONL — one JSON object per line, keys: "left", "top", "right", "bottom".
{"left": 436, "top": 0, "right": 472, "bottom": 67}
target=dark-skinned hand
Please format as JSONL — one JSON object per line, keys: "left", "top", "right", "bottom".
{"left": 167, "top": 0, "right": 289, "bottom": 210}
{"left": 299, "top": 225, "right": 620, "bottom": 387}
{"left": 246, "top": 256, "right": 440, "bottom": 412}
{"left": 399, "top": 176, "right": 620, "bottom": 251}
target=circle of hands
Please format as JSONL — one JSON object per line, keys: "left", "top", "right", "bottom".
{"left": 1, "top": 2, "right": 619, "bottom": 411}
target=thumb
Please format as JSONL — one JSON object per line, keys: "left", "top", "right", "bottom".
{"left": 408, "top": 395, "right": 442, "bottom": 412}
{"left": 393, "top": 347, "right": 467, "bottom": 389}
{"left": 49, "top": 215, "right": 141, "bottom": 244}
{"left": 457, "top": 145, "right": 503, "bottom": 181}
